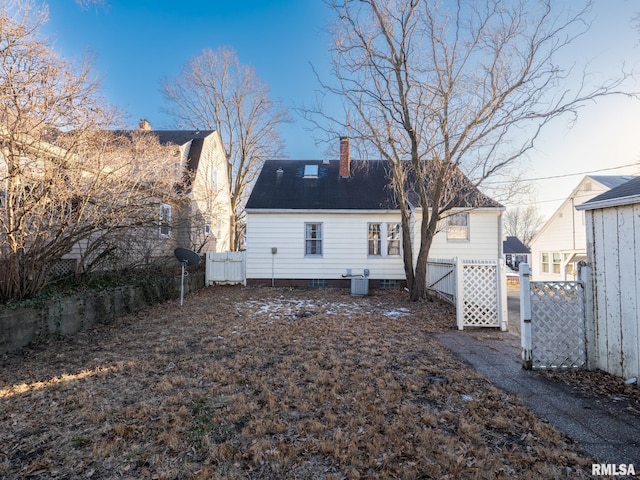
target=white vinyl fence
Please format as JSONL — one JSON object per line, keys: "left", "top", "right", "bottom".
{"left": 519, "top": 263, "right": 591, "bottom": 370}
{"left": 206, "top": 251, "right": 246, "bottom": 285}
{"left": 427, "top": 258, "right": 508, "bottom": 331}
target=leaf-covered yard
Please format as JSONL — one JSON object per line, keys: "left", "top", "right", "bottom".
{"left": 1, "top": 286, "right": 594, "bottom": 479}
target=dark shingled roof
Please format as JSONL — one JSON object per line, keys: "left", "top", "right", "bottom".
{"left": 152, "top": 130, "right": 214, "bottom": 147}
{"left": 582, "top": 176, "right": 640, "bottom": 206}
{"left": 588, "top": 175, "right": 637, "bottom": 189}
{"left": 503, "top": 236, "right": 530, "bottom": 254}
{"left": 136, "top": 130, "right": 214, "bottom": 174}
{"left": 112, "top": 129, "right": 215, "bottom": 177}
{"left": 246, "top": 160, "right": 501, "bottom": 211}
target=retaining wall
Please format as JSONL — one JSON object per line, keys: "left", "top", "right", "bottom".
{"left": 0, "top": 272, "right": 205, "bottom": 355}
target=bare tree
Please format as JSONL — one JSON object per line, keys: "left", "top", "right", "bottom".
{"left": 314, "top": 0, "right": 633, "bottom": 300}
{"left": 0, "top": 2, "right": 181, "bottom": 300}
{"left": 162, "top": 47, "right": 290, "bottom": 251}
{"left": 503, "top": 206, "right": 545, "bottom": 247}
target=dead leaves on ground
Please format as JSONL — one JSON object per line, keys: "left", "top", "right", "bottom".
{"left": 1, "top": 286, "right": 593, "bottom": 479}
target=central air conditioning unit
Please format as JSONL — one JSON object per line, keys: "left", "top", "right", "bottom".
{"left": 348, "top": 269, "right": 370, "bottom": 296}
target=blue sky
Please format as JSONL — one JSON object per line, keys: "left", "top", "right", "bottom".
{"left": 43, "top": 0, "right": 640, "bottom": 219}
{"left": 44, "top": 0, "right": 333, "bottom": 159}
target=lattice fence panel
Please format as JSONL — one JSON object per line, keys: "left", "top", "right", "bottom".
{"left": 47, "top": 259, "right": 78, "bottom": 279}
{"left": 530, "top": 281, "right": 586, "bottom": 369}
{"left": 462, "top": 263, "right": 499, "bottom": 327}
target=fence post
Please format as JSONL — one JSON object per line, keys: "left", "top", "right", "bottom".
{"left": 519, "top": 263, "right": 532, "bottom": 369}
{"left": 498, "top": 259, "right": 508, "bottom": 331}
{"left": 455, "top": 257, "right": 464, "bottom": 330}
{"left": 580, "top": 263, "right": 595, "bottom": 370}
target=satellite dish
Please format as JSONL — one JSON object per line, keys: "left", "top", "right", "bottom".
{"left": 174, "top": 248, "right": 200, "bottom": 306}
{"left": 174, "top": 247, "right": 200, "bottom": 267}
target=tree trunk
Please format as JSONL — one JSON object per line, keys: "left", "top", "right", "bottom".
{"left": 410, "top": 236, "right": 432, "bottom": 301}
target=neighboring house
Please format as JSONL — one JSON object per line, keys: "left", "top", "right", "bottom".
{"left": 502, "top": 236, "right": 530, "bottom": 270}
{"left": 64, "top": 124, "right": 232, "bottom": 271}
{"left": 576, "top": 176, "right": 640, "bottom": 379}
{"left": 244, "top": 138, "right": 504, "bottom": 287}
{"left": 529, "top": 175, "right": 636, "bottom": 281}
{"left": 144, "top": 126, "right": 232, "bottom": 255}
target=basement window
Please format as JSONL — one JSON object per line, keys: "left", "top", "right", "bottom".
{"left": 379, "top": 279, "right": 401, "bottom": 289}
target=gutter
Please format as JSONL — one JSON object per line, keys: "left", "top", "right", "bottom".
{"left": 576, "top": 194, "right": 640, "bottom": 211}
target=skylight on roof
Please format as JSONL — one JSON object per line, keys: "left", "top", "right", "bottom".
{"left": 303, "top": 164, "right": 319, "bottom": 178}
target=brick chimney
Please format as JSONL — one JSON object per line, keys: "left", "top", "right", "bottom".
{"left": 339, "top": 136, "right": 350, "bottom": 178}
{"left": 138, "top": 118, "right": 151, "bottom": 131}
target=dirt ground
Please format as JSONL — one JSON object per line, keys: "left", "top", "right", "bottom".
{"left": 0, "top": 286, "right": 604, "bottom": 479}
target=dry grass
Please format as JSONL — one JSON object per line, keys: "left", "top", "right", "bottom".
{"left": 1, "top": 286, "right": 595, "bottom": 479}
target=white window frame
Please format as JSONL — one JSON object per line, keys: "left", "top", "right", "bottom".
{"left": 305, "top": 222, "right": 323, "bottom": 256}
{"left": 211, "top": 169, "right": 218, "bottom": 194}
{"left": 159, "top": 203, "right": 171, "bottom": 238}
{"left": 368, "top": 223, "right": 401, "bottom": 257}
{"left": 446, "top": 212, "right": 469, "bottom": 241}
{"left": 387, "top": 223, "right": 401, "bottom": 256}
{"left": 368, "top": 223, "right": 382, "bottom": 256}
{"left": 552, "top": 252, "right": 561, "bottom": 274}
{"left": 541, "top": 252, "right": 550, "bottom": 273}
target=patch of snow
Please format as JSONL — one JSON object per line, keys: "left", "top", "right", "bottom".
{"left": 237, "top": 298, "right": 412, "bottom": 322}
{"left": 383, "top": 308, "right": 410, "bottom": 318}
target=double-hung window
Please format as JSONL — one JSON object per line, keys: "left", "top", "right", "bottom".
{"left": 305, "top": 223, "right": 322, "bottom": 256}
{"left": 552, "top": 252, "right": 561, "bottom": 274}
{"left": 541, "top": 252, "right": 562, "bottom": 274}
{"left": 541, "top": 252, "right": 550, "bottom": 273}
{"left": 446, "top": 213, "right": 469, "bottom": 241}
{"left": 387, "top": 223, "right": 401, "bottom": 255}
{"left": 368, "top": 223, "right": 382, "bottom": 255}
{"left": 368, "top": 223, "right": 401, "bottom": 257}
{"left": 211, "top": 169, "right": 218, "bottom": 194}
{"left": 159, "top": 204, "right": 171, "bottom": 238}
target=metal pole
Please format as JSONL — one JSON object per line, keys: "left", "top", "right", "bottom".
{"left": 180, "top": 261, "right": 185, "bottom": 306}
{"left": 520, "top": 263, "right": 532, "bottom": 369}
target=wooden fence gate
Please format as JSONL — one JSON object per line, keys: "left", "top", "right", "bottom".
{"left": 427, "top": 258, "right": 508, "bottom": 331}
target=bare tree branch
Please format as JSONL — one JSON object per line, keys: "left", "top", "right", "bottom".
{"left": 162, "top": 47, "right": 291, "bottom": 250}
{"left": 0, "top": 3, "right": 179, "bottom": 300}
{"left": 503, "top": 205, "right": 545, "bottom": 246}
{"left": 310, "top": 0, "right": 636, "bottom": 300}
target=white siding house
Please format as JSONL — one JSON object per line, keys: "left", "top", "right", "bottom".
{"left": 577, "top": 177, "right": 640, "bottom": 379}
{"left": 530, "top": 175, "right": 636, "bottom": 281}
{"left": 149, "top": 128, "right": 232, "bottom": 254}
{"left": 61, "top": 127, "right": 232, "bottom": 271}
{"left": 245, "top": 139, "right": 503, "bottom": 288}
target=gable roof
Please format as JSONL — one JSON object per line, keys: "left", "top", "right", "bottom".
{"left": 588, "top": 175, "right": 637, "bottom": 189}
{"left": 126, "top": 129, "right": 216, "bottom": 175}
{"left": 531, "top": 174, "right": 639, "bottom": 244}
{"left": 246, "top": 159, "right": 501, "bottom": 211}
{"left": 503, "top": 236, "right": 530, "bottom": 254}
{"left": 577, "top": 176, "right": 640, "bottom": 211}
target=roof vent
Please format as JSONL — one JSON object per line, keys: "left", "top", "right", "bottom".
{"left": 303, "top": 164, "right": 319, "bottom": 178}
